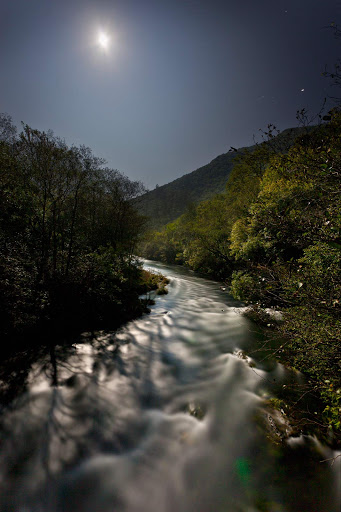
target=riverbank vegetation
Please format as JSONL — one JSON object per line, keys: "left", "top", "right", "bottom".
{"left": 0, "top": 114, "right": 158, "bottom": 354}
{"left": 137, "top": 269, "right": 170, "bottom": 296}
{"left": 139, "top": 111, "right": 341, "bottom": 436}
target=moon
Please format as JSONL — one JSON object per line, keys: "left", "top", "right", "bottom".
{"left": 98, "top": 31, "right": 110, "bottom": 50}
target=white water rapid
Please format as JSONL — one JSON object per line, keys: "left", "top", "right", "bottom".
{"left": 0, "top": 260, "right": 339, "bottom": 512}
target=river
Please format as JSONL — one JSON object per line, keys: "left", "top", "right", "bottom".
{"left": 0, "top": 260, "right": 339, "bottom": 512}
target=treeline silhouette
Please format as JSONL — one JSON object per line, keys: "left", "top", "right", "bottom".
{"left": 0, "top": 114, "right": 147, "bottom": 350}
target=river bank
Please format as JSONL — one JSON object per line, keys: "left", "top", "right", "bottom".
{"left": 139, "top": 259, "right": 341, "bottom": 449}
{"left": 0, "top": 264, "right": 169, "bottom": 362}
{"left": 232, "top": 304, "right": 341, "bottom": 451}
{"left": 0, "top": 259, "right": 339, "bottom": 512}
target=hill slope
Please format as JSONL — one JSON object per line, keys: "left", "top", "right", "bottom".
{"left": 136, "top": 127, "right": 308, "bottom": 230}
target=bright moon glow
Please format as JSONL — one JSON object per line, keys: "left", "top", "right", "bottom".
{"left": 98, "top": 31, "right": 110, "bottom": 50}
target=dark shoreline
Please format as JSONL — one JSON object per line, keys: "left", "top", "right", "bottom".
{"left": 238, "top": 305, "right": 341, "bottom": 451}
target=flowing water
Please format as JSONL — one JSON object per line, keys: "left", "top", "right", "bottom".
{"left": 0, "top": 260, "right": 339, "bottom": 512}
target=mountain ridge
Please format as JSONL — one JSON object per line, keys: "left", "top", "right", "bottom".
{"left": 136, "top": 126, "right": 309, "bottom": 230}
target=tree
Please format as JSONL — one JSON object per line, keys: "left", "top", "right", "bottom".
{"left": 0, "top": 114, "right": 147, "bottom": 343}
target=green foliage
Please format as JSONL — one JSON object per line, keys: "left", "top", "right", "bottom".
{"left": 0, "top": 114, "right": 147, "bottom": 347}
{"left": 232, "top": 115, "right": 341, "bottom": 261}
{"left": 229, "top": 112, "right": 341, "bottom": 432}
{"left": 139, "top": 194, "right": 234, "bottom": 278}
{"left": 230, "top": 271, "right": 259, "bottom": 302}
{"left": 140, "top": 112, "right": 341, "bottom": 433}
{"left": 136, "top": 127, "right": 307, "bottom": 231}
{"left": 281, "top": 306, "right": 340, "bottom": 379}
{"left": 136, "top": 151, "right": 240, "bottom": 230}
{"left": 268, "top": 398, "right": 285, "bottom": 411}
{"left": 138, "top": 126, "right": 303, "bottom": 277}
{"left": 321, "top": 384, "right": 341, "bottom": 431}
{"left": 296, "top": 243, "right": 341, "bottom": 309}
{"left": 137, "top": 269, "right": 170, "bottom": 295}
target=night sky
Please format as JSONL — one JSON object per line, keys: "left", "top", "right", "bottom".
{"left": 1, "top": 0, "right": 340, "bottom": 188}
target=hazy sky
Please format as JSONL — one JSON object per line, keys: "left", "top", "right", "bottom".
{"left": 1, "top": 0, "right": 340, "bottom": 188}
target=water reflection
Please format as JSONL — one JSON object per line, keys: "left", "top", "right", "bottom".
{"left": 0, "top": 261, "right": 339, "bottom": 512}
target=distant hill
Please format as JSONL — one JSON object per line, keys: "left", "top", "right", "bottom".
{"left": 136, "top": 127, "right": 310, "bottom": 230}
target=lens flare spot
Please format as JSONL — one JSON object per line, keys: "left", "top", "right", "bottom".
{"left": 235, "top": 457, "right": 251, "bottom": 486}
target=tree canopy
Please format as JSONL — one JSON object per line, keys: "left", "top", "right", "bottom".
{"left": 0, "top": 114, "right": 147, "bottom": 347}
{"left": 139, "top": 112, "right": 341, "bottom": 432}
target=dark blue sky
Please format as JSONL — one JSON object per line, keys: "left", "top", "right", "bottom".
{"left": 1, "top": 0, "right": 340, "bottom": 187}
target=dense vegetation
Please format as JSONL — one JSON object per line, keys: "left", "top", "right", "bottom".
{"left": 139, "top": 112, "right": 341, "bottom": 434}
{"left": 136, "top": 127, "right": 306, "bottom": 231}
{"left": 136, "top": 148, "right": 242, "bottom": 229}
{"left": 0, "top": 114, "right": 153, "bottom": 352}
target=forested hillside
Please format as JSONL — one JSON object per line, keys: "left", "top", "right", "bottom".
{"left": 0, "top": 114, "right": 152, "bottom": 351}
{"left": 137, "top": 127, "right": 307, "bottom": 230}
{"left": 136, "top": 151, "right": 241, "bottom": 229}
{"left": 139, "top": 112, "right": 341, "bottom": 433}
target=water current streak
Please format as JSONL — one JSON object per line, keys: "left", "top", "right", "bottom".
{"left": 0, "top": 260, "right": 339, "bottom": 512}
